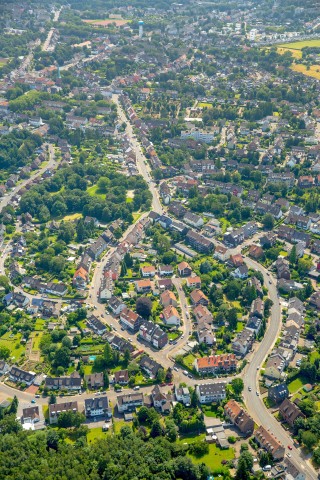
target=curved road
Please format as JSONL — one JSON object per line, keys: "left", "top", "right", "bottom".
{"left": 243, "top": 257, "right": 317, "bottom": 480}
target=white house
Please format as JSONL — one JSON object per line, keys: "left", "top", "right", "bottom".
{"left": 196, "top": 383, "right": 227, "bottom": 404}
{"left": 175, "top": 386, "right": 191, "bottom": 406}
{"left": 162, "top": 305, "right": 180, "bottom": 326}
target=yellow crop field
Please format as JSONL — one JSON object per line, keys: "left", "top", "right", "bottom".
{"left": 277, "top": 47, "right": 302, "bottom": 59}
{"left": 291, "top": 63, "right": 320, "bottom": 80}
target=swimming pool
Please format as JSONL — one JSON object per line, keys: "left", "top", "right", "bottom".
{"left": 89, "top": 355, "right": 96, "bottom": 362}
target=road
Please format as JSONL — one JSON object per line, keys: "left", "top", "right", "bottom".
{"left": 242, "top": 257, "right": 317, "bottom": 479}
{"left": 112, "top": 95, "right": 163, "bottom": 214}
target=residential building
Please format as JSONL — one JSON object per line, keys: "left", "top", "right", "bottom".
{"left": 73, "top": 267, "right": 89, "bottom": 289}
{"left": 175, "top": 386, "right": 191, "bottom": 406}
{"left": 45, "top": 372, "right": 81, "bottom": 391}
{"left": 250, "top": 298, "right": 264, "bottom": 318}
{"left": 183, "top": 211, "right": 204, "bottom": 228}
{"left": 264, "top": 353, "right": 286, "bottom": 380}
{"left": 268, "top": 384, "right": 289, "bottom": 404}
{"left": 196, "top": 382, "right": 227, "bottom": 404}
{"left": 9, "top": 366, "right": 36, "bottom": 386}
{"left": 49, "top": 401, "right": 78, "bottom": 424}
{"left": 87, "top": 237, "right": 108, "bottom": 260}
{"left": 194, "top": 354, "right": 237, "bottom": 375}
{"left": 108, "top": 296, "right": 126, "bottom": 316}
{"left": 232, "top": 328, "right": 255, "bottom": 357}
{"left": 224, "top": 399, "right": 254, "bottom": 436}
{"left": 85, "top": 396, "right": 112, "bottom": 418}
{"left": 114, "top": 369, "right": 129, "bottom": 385}
{"left": 85, "top": 372, "right": 104, "bottom": 389}
{"left": 87, "top": 315, "right": 107, "bottom": 336}
{"left": 162, "top": 305, "right": 180, "bottom": 326}
{"left": 120, "top": 308, "right": 143, "bottom": 332}
{"left": 214, "top": 245, "right": 229, "bottom": 262}
{"left": 160, "top": 290, "right": 177, "bottom": 307}
{"left": 151, "top": 385, "right": 172, "bottom": 413}
{"left": 158, "top": 264, "right": 174, "bottom": 276}
{"left": 135, "top": 279, "right": 152, "bottom": 293}
{"left": 190, "top": 289, "right": 208, "bottom": 305}
{"left": 139, "top": 321, "right": 168, "bottom": 349}
{"left": 187, "top": 277, "right": 202, "bottom": 290}
{"left": 193, "top": 304, "right": 213, "bottom": 324}
{"left": 139, "top": 355, "right": 162, "bottom": 378}
{"left": 246, "top": 316, "right": 263, "bottom": 335}
{"left": 254, "top": 426, "right": 285, "bottom": 460}
{"left": 279, "top": 398, "right": 305, "bottom": 427}
{"left": 22, "top": 406, "right": 40, "bottom": 424}
{"left": 178, "top": 261, "right": 192, "bottom": 277}
{"left": 232, "top": 264, "right": 248, "bottom": 279}
{"left": 141, "top": 265, "right": 156, "bottom": 277}
{"left": 185, "top": 230, "right": 214, "bottom": 253}
{"left": 117, "top": 392, "right": 144, "bottom": 413}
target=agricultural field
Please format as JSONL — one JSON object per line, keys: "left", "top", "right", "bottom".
{"left": 291, "top": 64, "right": 320, "bottom": 80}
{"left": 83, "top": 19, "right": 130, "bottom": 27}
{"left": 276, "top": 47, "right": 302, "bottom": 59}
{"left": 278, "top": 39, "right": 320, "bottom": 50}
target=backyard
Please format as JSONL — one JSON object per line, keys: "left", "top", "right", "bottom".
{"left": 0, "top": 332, "right": 25, "bottom": 361}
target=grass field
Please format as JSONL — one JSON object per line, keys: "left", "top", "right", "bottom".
{"left": 31, "top": 332, "right": 43, "bottom": 351}
{"left": 83, "top": 19, "right": 130, "bottom": 27}
{"left": 35, "top": 319, "right": 45, "bottom": 331}
{"left": 0, "top": 332, "right": 25, "bottom": 360}
{"left": 87, "top": 426, "right": 111, "bottom": 443}
{"left": 87, "top": 185, "right": 106, "bottom": 199}
{"left": 178, "top": 433, "right": 234, "bottom": 471}
{"left": 276, "top": 47, "right": 302, "bottom": 59}
{"left": 63, "top": 213, "right": 82, "bottom": 221}
{"left": 198, "top": 102, "right": 213, "bottom": 108}
{"left": 278, "top": 39, "right": 320, "bottom": 50}
{"left": 288, "top": 376, "right": 307, "bottom": 394}
{"left": 291, "top": 63, "right": 320, "bottom": 80}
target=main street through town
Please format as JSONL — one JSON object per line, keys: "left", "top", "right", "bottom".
{"left": 0, "top": 97, "right": 317, "bottom": 478}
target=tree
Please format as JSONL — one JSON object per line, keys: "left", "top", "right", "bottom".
{"left": 231, "top": 378, "right": 244, "bottom": 396}
{"left": 191, "top": 389, "right": 198, "bottom": 408}
{"left": 289, "top": 245, "right": 297, "bottom": 265}
{"left": 8, "top": 396, "right": 18, "bottom": 414}
{"left": 0, "top": 346, "right": 10, "bottom": 360}
{"left": 297, "top": 257, "right": 313, "bottom": 275}
{"left": 156, "top": 368, "right": 165, "bottom": 383}
{"left": 226, "top": 308, "right": 238, "bottom": 331}
{"left": 150, "top": 419, "right": 163, "bottom": 438}
{"left": 301, "top": 430, "right": 317, "bottom": 450}
{"left": 123, "top": 349, "right": 130, "bottom": 368}
{"left": 103, "top": 371, "right": 109, "bottom": 389}
{"left": 262, "top": 213, "right": 275, "bottom": 230}
{"left": 190, "top": 439, "right": 209, "bottom": 456}
{"left": 0, "top": 414, "right": 22, "bottom": 434}
{"left": 46, "top": 429, "right": 59, "bottom": 450}
{"left": 49, "top": 394, "right": 57, "bottom": 404}
{"left": 138, "top": 406, "right": 150, "bottom": 424}
{"left": 54, "top": 346, "right": 70, "bottom": 369}
{"left": 235, "top": 450, "right": 253, "bottom": 480}
{"left": 136, "top": 297, "right": 152, "bottom": 318}
{"left": 104, "top": 343, "right": 114, "bottom": 367}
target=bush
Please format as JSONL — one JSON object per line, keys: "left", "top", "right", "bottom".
{"left": 228, "top": 436, "right": 237, "bottom": 444}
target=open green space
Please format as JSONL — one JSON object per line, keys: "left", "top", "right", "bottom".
{"left": 34, "top": 319, "right": 45, "bottom": 331}
{"left": 0, "top": 332, "right": 25, "bottom": 360}
{"left": 287, "top": 375, "right": 308, "bottom": 394}
{"left": 87, "top": 426, "right": 111, "bottom": 443}
{"left": 31, "top": 332, "right": 43, "bottom": 351}
{"left": 278, "top": 39, "right": 320, "bottom": 49}
{"left": 87, "top": 185, "right": 106, "bottom": 199}
{"left": 178, "top": 433, "right": 234, "bottom": 471}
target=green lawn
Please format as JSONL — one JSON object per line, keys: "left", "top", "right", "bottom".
{"left": 0, "top": 332, "right": 25, "bottom": 360}
{"left": 113, "top": 420, "right": 133, "bottom": 434}
{"left": 202, "top": 405, "right": 218, "bottom": 418}
{"left": 32, "top": 332, "right": 43, "bottom": 351}
{"left": 87, "top": 185, "right": 106, "bottom": 199}
{"left": 190, "top": 443, "right": 234, "bottom": 472}
{"left": 287, "top": 376, "right": 307, "bottom": 394}
{"left": 132, "top": 213, "right": 142, "bottom": 222}
{"left": 183, "top": 353, "right": 197, "bottom": 369}
{"left": 310, "top": 351, "right": 320, "bottom": 364}
{"left": 87, "top": 426, "right": 111, "bottom": 443}
{"left": 278, "top": 39, "right": 320, "bottom": 49}
{"left": 34, "top": 319, "right": 45, "bottom": 331}
{"left": 179, "top": 434, "right": 234, "bottom": 471}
